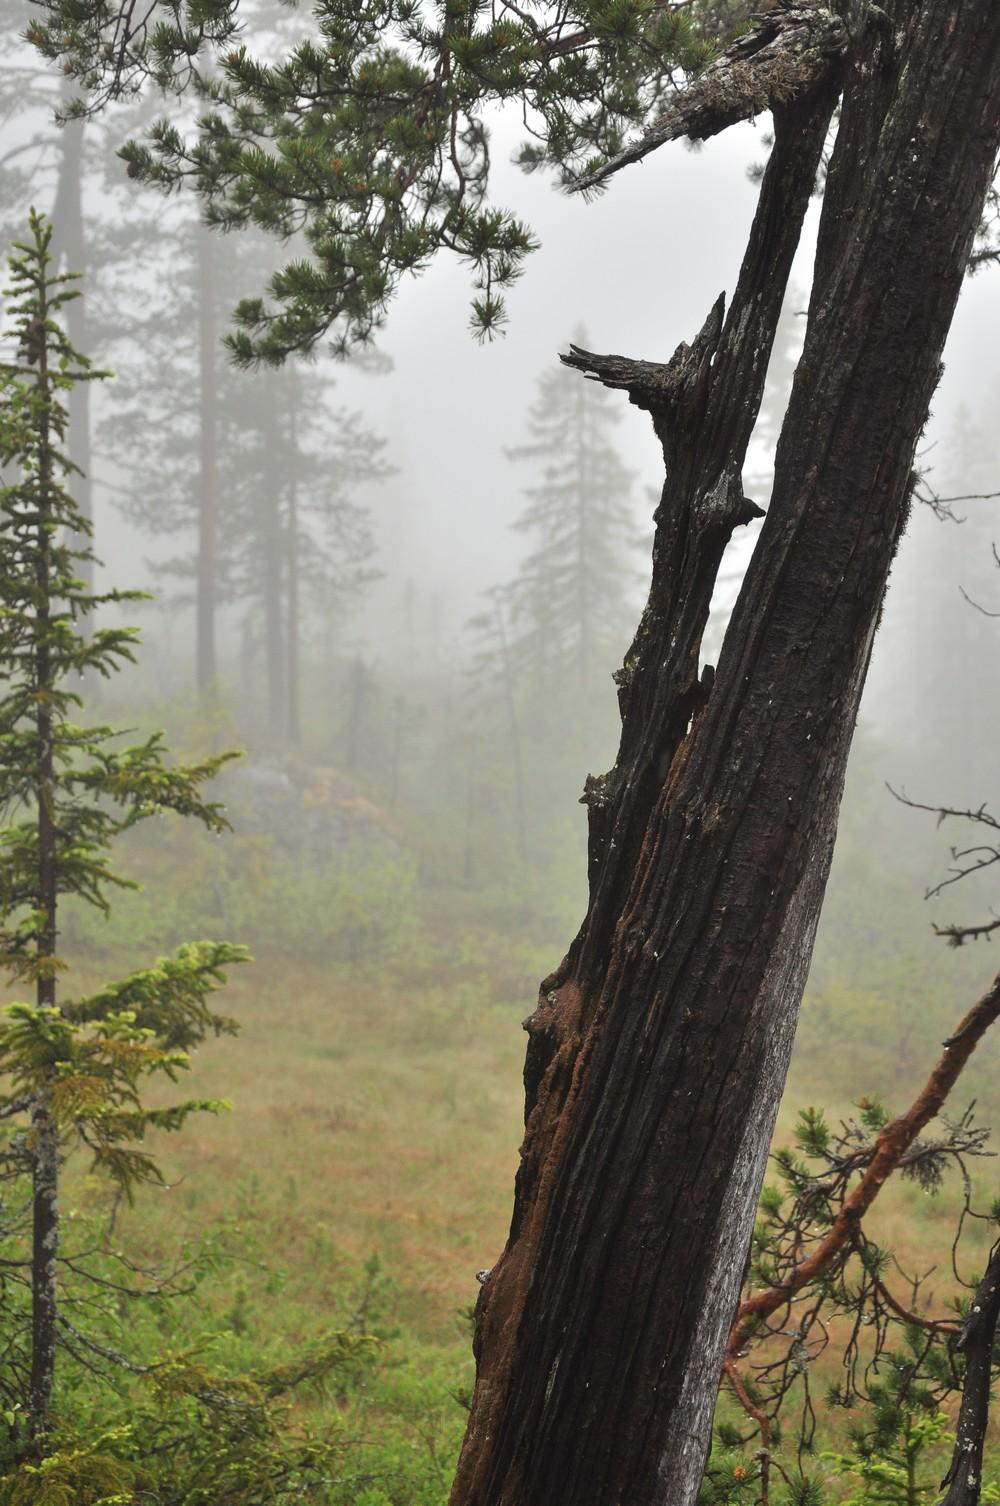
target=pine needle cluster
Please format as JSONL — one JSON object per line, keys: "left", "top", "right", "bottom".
{"left": 28, "top": 0, "right": 726, "bottom": 358}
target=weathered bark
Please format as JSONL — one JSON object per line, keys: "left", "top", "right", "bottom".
{"left": 196, "top": 223, "right": 219, "bottom": 694}
{"left": 576, "top": 2, "right": 849, "bottom": 189}
{"left": 936, "top": 1241, "right": 1000, "bottom": 1506}
{"left": 451, "top": 6, "right": 1000, "bottom": 1505}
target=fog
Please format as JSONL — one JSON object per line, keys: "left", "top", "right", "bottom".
{"left": 6, "top": 3, "right": 1000, "bottom": 1497}
{"left": 4, "top": 1, "right": 1000, "bottom": 1008}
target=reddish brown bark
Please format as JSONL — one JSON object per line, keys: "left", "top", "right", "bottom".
{"left": 728, "top": 973, "right": 1000, "bottom": 1357}
{"left": 451, "top": 6, "right": 1000, "bottom": 1504}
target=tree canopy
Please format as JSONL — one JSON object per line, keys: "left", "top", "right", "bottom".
{"left": 28, "top": 0, "right": 735, "bottom": 355}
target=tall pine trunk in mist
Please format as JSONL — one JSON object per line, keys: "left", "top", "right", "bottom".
{"left": 490, "top": 591, "right": 527, "bottom": 864}
{"left": 572, "top": 382, "right": 591, "bottom": 688}
{"left": 51, "top": 92, "right": 90, "bottom": 598}
{"left": 261, "top": 403, "right": 285, "bottom": 735}
{"left": 196, "top": 222, "right": 219, "bottom": 693}
{"left": 285, "top": 364, "right": 302, "bottom": 743}
{"left": 344, "top": 656, "right": 367, "bottom": 770}
{"left": 36, "top": 108, "right": 89, "bottom": 1399}
{"left": 452, "top": 7, "right": 1000, "bottom": 1505}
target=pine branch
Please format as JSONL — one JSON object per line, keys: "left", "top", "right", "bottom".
{"left": 728, "top": 973, "right": 1000, "bottom": 1361}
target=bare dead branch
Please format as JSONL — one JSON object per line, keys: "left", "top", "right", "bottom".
{"left": 934, "top": 917, "right": 1000, "bottom": 949}
{"left": 959, "top": 584, "right": 1000, "bottom": 618}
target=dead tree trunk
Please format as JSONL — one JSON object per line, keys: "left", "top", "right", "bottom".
{"left": 451, "top": 6, "right": 1000, "bottom": 1505}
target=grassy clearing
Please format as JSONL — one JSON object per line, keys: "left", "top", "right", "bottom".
{"left": 136, "top": 961, "right": 527, "bottom": 1337}
{"left": 12, "top": 746, "right": 1000, "bottom": 1503}
{"left": 75, "top": 924, "right": 994, "bottom": 1503}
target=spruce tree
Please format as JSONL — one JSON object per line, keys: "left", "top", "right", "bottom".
{"left": 217, "top": 354, "right": 387, "bottom": 740}
{"left": 0, "top": 211, "right": 245, "bottom": 1445}
{"left": 104, "top": 222, "right": 387, "bottom": 729}
{"left": 505, "top": 329, "right": 637, "bottom": 696}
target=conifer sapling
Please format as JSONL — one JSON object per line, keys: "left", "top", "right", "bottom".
{"left": 0, "top": 210, "right": 247, "bottom": 1447}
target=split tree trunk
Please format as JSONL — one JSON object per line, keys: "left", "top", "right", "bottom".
{"left": 451, "top": 6, "right": 1000, "bottom": 1505}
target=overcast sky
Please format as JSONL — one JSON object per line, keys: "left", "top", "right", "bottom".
{"left": 326, "top": 107, "right": 1000, "bottom": 673}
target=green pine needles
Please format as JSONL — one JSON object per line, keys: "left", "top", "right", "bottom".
{"left": 0, "top": 211, "right": 247, "bottom": 1446}
{"left": 28, "top": 0, "right": 720, "bottom": 359}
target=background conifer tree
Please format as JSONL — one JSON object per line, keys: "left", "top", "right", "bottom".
{"left": 217, "top": 355, "right": 388, "bottom": 741}
{"left": 505, "top": 330, "right": 637, "bottom": 700}
{"left": 103, "top": 222, "right": 389, "bottom": 728}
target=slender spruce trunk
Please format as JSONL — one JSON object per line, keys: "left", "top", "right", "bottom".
{"left": 29, "top": 305, "right": 59, "bottom": 1442}
{"left": 463, "top": 732, "right": 478, "bottom": 886}
{"left": 261, "top": 401, "right": 285, "bottom": 735}
{"left": 937, "top": 1240, "right": 1000, "bottom": 1506}
{"left": 389, "top": 696, "right": 404, "bottom": 805}
{"left": 491, "top": 592, "right": 527, "bottom": 864}
{"left": 574, "top": 382, "right": 590, "bottom": 688}
{"left": 344, "top": 658, "right": 367, "bottom": 769}
{"left": 196, "top": 223, "right": 219, "bottom": 694}
{"left": 452, "top": 8, "right": 1000, "bottom": 1503}
{"left": 239, "top": 613, "right": 256, "bottom": 710}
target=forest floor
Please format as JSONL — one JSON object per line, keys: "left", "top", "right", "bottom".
{"left": 97, "top": 929, "right": 1000, "bottom": 1505}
